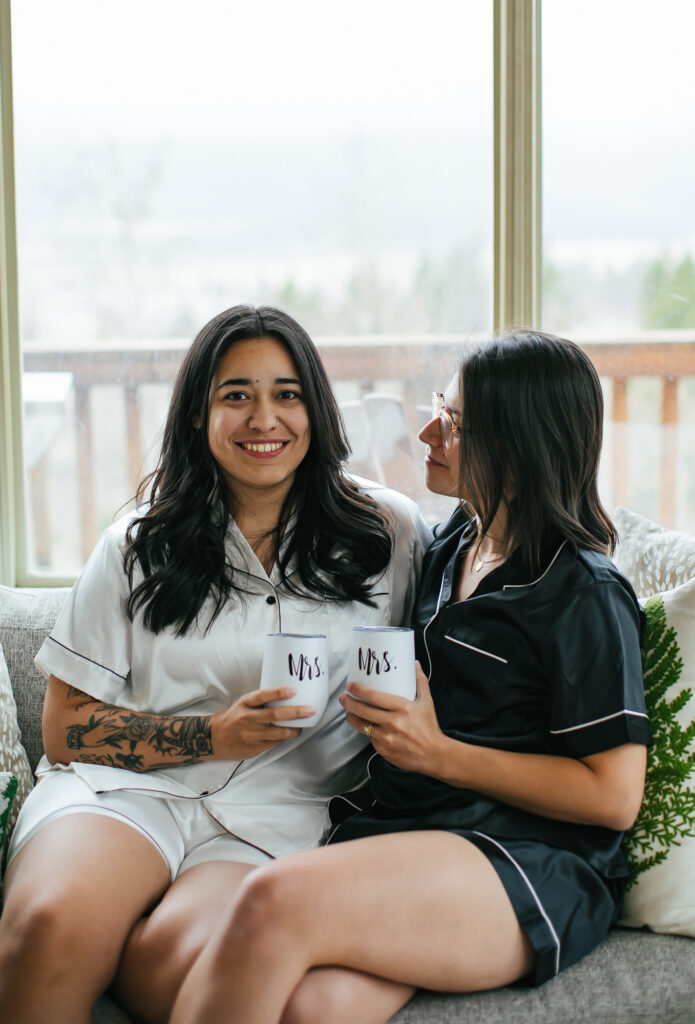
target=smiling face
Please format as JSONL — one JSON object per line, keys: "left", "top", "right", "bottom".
{"left": 418, "top": 373, "right": 462, "bottom": 498}
{"left": 206, "top": 336, "right": 311, "bottom": 509}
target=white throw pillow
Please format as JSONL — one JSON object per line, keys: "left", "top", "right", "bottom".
{"left": 0, "top": 641, "right": 34, "bottom": 840}
{"left": 620, "top": 576, "right": 695, "bottom": 935}
{"left": 614, "top": 506, "right": 695, "bottom": 599}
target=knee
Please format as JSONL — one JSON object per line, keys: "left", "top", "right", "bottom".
{"left": 280, "top": 971, "right": 356, "bottom": 1024}
{"left": 1, "top": 894, "right": 79, "bottom": 955}
{"left": 227, "top": 862, "right": 314, "bottom": 947}
{"left": 115, "top": 900, "right": 203, "bottom": 1021}
{"left": 0, "top": 893, "right": 83, "bottom": 974}
{"left": 123, "top": 900, "right": 191, "bottom": 969}
{"left": 114, "top": 909, "right": 189, "bottom": 1019}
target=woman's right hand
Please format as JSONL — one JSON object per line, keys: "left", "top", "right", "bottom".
{"left": 210, "top": 687, "right": 315, "bottom": 759}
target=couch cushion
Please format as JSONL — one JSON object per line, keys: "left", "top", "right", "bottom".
{"left": 390, "top": 930, "right": 694, "bottom": 1023}
{"left": 0, "top": 585, "right": 70, "bottom": 773}
{"left": 93, "top": 997, "right": 134, "bottom": 1023}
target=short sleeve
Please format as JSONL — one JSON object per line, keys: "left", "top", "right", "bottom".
{"left": 545, "top": 580, "right": 652, "bottom": 757}
{"left": 35, "top": 523, "right": 133, "bottom": 704}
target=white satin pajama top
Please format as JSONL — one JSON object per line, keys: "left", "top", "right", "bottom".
{"left": 34, "top": 479, "right": 432, "bottom": 859}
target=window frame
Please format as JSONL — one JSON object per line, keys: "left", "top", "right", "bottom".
{"left": 0, "top": 0, "right": 541, "bottom": 586}
{"left": 0, "top": 0, "right": 29, "bottom": 587}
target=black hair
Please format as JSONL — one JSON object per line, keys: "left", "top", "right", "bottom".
{"left": 458, "top": 330, "right": 616, "bottom": 569}
{"left": 124, "top": 305, "right": 392, "bottom": 634}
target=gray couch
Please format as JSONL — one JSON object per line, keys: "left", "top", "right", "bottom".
{"left": 1, "top": 583, "right": 694, "bottom": 1024}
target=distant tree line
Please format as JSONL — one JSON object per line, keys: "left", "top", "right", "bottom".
{"left": 270, "top": 246, "right": 489, "bottom": 336}
{"left": 641, "top": 254, "right": 695, "bottom": 329}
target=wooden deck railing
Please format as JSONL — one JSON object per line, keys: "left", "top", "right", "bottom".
{"left": 22, "top": 333, "right": 695, "bottom": 568}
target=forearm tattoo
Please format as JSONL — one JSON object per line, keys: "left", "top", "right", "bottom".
{"left": 64, "top": 686, "right": 213, "bottom": 770}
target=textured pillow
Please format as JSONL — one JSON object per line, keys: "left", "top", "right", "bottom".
{"left": 620, "top": 576, "right": 695, "bottom": 935}
{"left": 0, "top": 640, "right": 34, "bottom": 840}
{"left": 614, "top": 506, "right": 695, "bottom": 599}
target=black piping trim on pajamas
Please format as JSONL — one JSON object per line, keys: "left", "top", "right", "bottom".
{"left": 95, "top": 756, "right": 248, "bottom": 802}
{"left": 37, "top": 803, "right": 175, "bottom": 877}
{"left": 115, "top": 812, "right": 173, "bottom": 870}
{"left": 91, "top": 791, "right": 276, "bottom": 863}
{"left": 45, "top": 636, "right": 128, "bottom": 681}
{"left": 93, "top": 761, "right": 276, "bottom": 860}
{"left": 202, "top": 803, "right": 277, "bottom": 861}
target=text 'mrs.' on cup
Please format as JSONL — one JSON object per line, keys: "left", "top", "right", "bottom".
{"left": 261, "top": 633, "right": 330, "bottom": 728}
{"left": 347, "top": 627, "right": 416, "bottom": 701}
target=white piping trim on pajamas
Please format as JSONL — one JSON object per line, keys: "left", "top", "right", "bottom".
{"left": 502, "top": 541, "right": 567, "bottom": 591}
{"left": 422, "top": 572, "right": 447, "bottom": 676}
{"left": 331, "top": 795, "right": 364, "bottom": 812}
{"left": 324, "top": 823, "right": 342, "bottom": 845}
{"left": 550, "top": 709, "right": 649, "bottom": 735}
{"left": 444, "top": 635, "right": 509, "bottom": 664}
{"left": 472, "top": 830, "right": 561, "bottom": 977}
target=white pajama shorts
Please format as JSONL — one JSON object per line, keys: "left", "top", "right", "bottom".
{"left": 6, "top": 770, "right": 274, "bottom": 881}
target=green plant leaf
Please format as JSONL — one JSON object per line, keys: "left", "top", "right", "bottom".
{"left": 624, "top": 594, "right": 695, "bottom": 889}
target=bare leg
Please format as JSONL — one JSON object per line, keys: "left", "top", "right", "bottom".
{"left": 170, "top": 831, "right": 535, "bottom": 1024}
{"left": 0, "top": 814, "right": 170, "bottom": 1024}
{"left": 280, "top": 967, "right": 414, "bottom": 1024}
{"left": 115, "top": 862, "right": 412, "bottom": 1024}
{"left": 113, "top": 861, "right": 257, "bottom": 1024}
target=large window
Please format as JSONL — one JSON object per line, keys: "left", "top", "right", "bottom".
{"left": 543, "top": 0, "right": 695, "bottom": 531}
{"left": 8, "top": 0, "right": 491, "bottom": 578}
{"left": 2, "top": 0, "right": 694, "bottom": 586}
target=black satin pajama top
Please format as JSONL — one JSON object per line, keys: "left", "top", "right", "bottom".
{"left": 328, "top": 509, "right": 653, "bottom": 982}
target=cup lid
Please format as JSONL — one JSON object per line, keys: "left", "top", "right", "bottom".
{"left": 352, "top": 626, "right": 413, "bottom": 633}
{"left": 266, "top": 633, "right": 327, "bottom": 639}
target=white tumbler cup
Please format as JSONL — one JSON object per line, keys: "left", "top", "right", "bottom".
{"left": 261, "top": 633, "right": 330, "bottom": 728}
{"left": 347, "top": 627, "right": 416, "bottom": 701}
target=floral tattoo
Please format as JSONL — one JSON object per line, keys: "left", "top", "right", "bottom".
{"left": 64, "top": 686, "right": 213, "bottom": 769}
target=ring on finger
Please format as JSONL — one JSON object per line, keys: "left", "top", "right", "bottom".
{"left": 364, "top": 722, "right": 373, "bottom": 738}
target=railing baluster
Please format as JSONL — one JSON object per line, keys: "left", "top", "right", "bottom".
{"left": 660, "top": 376, "right": 678, "bottom": 527}
{"left": 612, "top": 377, "right": 629, "bottom": 510}
{"left": 125, "top": 382, "right": 144, "bottom": 498}
{"left": 28, "top": 452, "right": 51, "bottom": 568}
{"left": 75, "top": 382, "right": 97, "bottom": 563}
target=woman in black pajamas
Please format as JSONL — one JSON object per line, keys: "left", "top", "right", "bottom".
{"left": 170, "top": 331, "right": 652, "bottom": 1024}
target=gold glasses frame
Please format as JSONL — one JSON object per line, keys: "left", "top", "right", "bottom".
{"left": 432, "top": 392, "right": 461, "bottom": 451}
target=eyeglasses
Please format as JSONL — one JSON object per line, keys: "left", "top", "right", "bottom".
{"left": 432, "top": 392, "right": 461, "bottom": 450}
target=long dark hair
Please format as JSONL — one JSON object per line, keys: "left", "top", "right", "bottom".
{"left": 458, "top": 330, "right": 616, "bottom": 569}
{"left": 124, "top": 305, "right": 392, "bottom": 634}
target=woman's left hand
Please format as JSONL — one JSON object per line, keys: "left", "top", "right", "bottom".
{"left": 339, "top": 661, "right": 447, "bottom": 775}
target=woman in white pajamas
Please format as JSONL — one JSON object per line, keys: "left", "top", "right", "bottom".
{"left": 0, "top": 305, "right": 430, "bottom": 1024}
